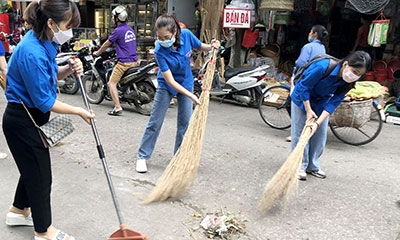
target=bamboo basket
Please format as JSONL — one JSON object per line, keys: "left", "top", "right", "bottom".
{"left": 329, "top": 99, "right": 372, "bottom": 128}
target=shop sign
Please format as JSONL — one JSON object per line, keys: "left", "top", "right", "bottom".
{"left": 223, "top": 8, "right": 251, "bottom": 28}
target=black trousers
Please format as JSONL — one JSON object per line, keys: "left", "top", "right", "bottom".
{"left": 2, "top": 103, "right": 51, "bottom": 233}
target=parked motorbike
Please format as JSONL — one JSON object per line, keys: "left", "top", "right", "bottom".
{"left": 56, "top": 47, "right": 93, "bottom": 94}
{"left": 194, "top": 60, "right": 269, "bottom": 108}
{"left": 81, "top": 48, "right": 158, "bottom": 115}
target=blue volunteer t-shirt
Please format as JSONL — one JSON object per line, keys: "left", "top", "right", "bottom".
{"left": 108, "top": 22, "right": 138, "bottom": 62}
{"left": 0, "top": 42, "right": 5, "bottom": 56}
{"left": 6, "top": 30, "right": 58, "bottom": 113}
{"left": 154, "top": 29, "right": 202, "bottom": 95}
{"left": 295, "top": 40, "right": 326, "bottom": 69}
{"left": 291, "top": 59, "right": 348, "bottom": 116}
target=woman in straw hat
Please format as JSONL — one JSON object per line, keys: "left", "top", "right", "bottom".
{"left": 291, "top": 51, "right": 371, "bottom": 180}
{"left": 135, "top": 14, "right": 220, "bottom": 173}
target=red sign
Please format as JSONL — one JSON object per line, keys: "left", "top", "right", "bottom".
{"left": 223, "top": 8, "right": 251, "bottom": 29}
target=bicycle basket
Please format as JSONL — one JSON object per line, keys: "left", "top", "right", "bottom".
{"left": 329, "top": 99, "right": 373, "bottom": 128}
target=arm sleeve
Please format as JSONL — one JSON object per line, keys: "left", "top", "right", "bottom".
{"left": 0, "top": 43, "right": 5, "bottom": 56}
{"left": 19, "top": 52, "right": 56, "bottom": 112}
{"left": 295, "top": 60, "right": 329, "bottom": 102}
{"left": 295, "top": 44, "right": 312, "bottom": 67}
{"left": 155, "top": 51, "right": 169, "bottom": 73}
{"left": 324, "top": 91, "right": 346, "bottom": 114}
{"left": 187, "top": 30, "right": 202, "bottom": 48}
{"left": 108, "top": 29, "right": 118, "bottom": 43}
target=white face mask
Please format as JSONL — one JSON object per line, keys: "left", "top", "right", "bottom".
{"left": 51, "top": 23, "right": 73, "bottom": 45}
{"left": 342, "top": 66, "right": 360, "bottom": 83}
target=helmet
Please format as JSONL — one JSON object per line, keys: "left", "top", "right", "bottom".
{"left": 112, "top": 5, "right": 128, "bottom": 22}
{"left": 178, "top": 22, "right": 187, "bottom": 29}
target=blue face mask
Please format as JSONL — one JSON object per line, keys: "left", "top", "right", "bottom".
{"left": 159, "top": 37, "right": 175, "bottom": 48}
{"left": 308, "top": 36, "right": 314, "bottom": 43}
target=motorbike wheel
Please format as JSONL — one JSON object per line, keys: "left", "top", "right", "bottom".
{"left": 133, "top": 81, "right": 156, "bottom": 115}
{"left": 193, "top": 80, "right": 202, "bottom": 98}
{"left": 60, "top": 74, "right": 79, "bottom": 95}
{"left": 82, "top": 74, "right": 105, "bottom": 104}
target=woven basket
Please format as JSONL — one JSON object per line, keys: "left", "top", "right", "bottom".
{"left": 329, "top": 99, "right": 372, "bottom": 128}
{"left": 259, "top": 0, "right": 294, "bottom": 11}
{"left": 260, "top": 44, "right": 280, "bottom": 67}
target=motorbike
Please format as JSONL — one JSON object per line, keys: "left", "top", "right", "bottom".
{"left": 81, "top": 48, "right": 158, "bottom": 115}
{"left": 194, "top": 59, "right": 269, "bottom": 108}
{"left": 55, "top": 47, "right": 93, "bottom": 94}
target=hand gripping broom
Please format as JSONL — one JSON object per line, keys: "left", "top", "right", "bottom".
{"left": 142, "top": 49, "right": 218, "bottom": 204}
{"left": 73, "top": 56, "right": 148, "bottom": 240}
{"left": 259, "top": 119, "right": 314, "bottom": 213}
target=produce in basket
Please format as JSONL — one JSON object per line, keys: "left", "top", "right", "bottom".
{"left": 346, "top": 81, "right": 384, "bottom": 100}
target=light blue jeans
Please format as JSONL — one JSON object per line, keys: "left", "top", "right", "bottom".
{"left": 290, "top": 102, "right": 328, "bottom": 171}
{"left": 137, "top": 88, "right": 193, "bottom": 160}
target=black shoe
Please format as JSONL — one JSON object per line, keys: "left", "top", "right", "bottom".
{"left": 108, "top": 108, "right": 122, "bottom": 116}
{"left": 306, "top": 169, "right": 326, "bottom": 179}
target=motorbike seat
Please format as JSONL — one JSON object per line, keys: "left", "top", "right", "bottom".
{"left": 224, "top": 65, "right": 258, "bottom": 80}
{"left": 121, "top": 62, "right": 157, "bottom": 79}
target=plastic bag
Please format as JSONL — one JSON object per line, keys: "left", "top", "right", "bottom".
{"left": 368, "top": 18, "right": 390, "bottom": 47}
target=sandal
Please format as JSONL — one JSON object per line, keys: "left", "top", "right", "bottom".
{"left": 107, "top": 108, "right": 122, "bottom": 116}
{"left": 34, "top": 230, "right": 75, "bottom": 240}
{"left": 6, "top": 212, "right": 33, "bottom": 226}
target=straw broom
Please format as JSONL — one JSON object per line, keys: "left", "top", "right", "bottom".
{"left": 142, "top": 50, "right": 217, "bottom": 204}
{"left": 259, "top": 120, "right": 314, "bottom": 213}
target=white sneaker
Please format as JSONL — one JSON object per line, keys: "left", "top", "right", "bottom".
{"left": 6, "top": 212, "right": 34, "bottom": 226}
{"left": 298, "top": 169, "right": 307, "bottom": 181}
{"left": 136, "top": 159, "right": 147, "bottom": 173}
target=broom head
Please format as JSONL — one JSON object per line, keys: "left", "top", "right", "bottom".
{"left": 259, "top": 120, "right": 314, "bottom": 213}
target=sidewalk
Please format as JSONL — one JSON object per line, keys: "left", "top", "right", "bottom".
{"left": 0, "top": 93, "right": 399, "bottom": 240}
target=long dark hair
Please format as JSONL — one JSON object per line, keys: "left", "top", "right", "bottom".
{"left": 311, "top": 25, "right": 329, "bottom": 42}
{"left": 154, "top": 14, "right": 182, "bottom": 47}
{"left": 24, "top": 0, "right": 81, "bottom": 41}
{"left": 336, "top": 50, "right": 371, "bottom": 94}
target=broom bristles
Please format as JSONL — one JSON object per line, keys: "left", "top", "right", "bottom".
{"left": 142, "top": 50, "right": 217, "bottom": 204}
{"left": 259, "top": 123, "right": 313, "bottom": 213}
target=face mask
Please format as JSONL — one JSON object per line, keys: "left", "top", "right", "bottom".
{"left": 342, "top": 66, "right": 360, "bottom": 83}
{"left": 51, "top": 23, "right": 73, "bottom": 45}
{"left": 159, "top": 36, "right": 175, "bottom": 48}
{"left": 308, "top": 36, "right": 314, "bottom": 43}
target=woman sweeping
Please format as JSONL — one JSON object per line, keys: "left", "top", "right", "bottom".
{"left": 291, "top": 51, "right": 371, "bottom": 180}
{"left": 3, "top": 1, "right": 95, "bottom": 239}
{"left": 135, "top": 14, "right": 219, "bottom": 173}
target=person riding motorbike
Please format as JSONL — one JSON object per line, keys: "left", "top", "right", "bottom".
{"left": 93, "top": 5, "right": 139, "bottom": 116}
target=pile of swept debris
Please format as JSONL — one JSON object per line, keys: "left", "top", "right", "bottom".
{"left": 189, "top": 208, "right": 248, "bottom": 239}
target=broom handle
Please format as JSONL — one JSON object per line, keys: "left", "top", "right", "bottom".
{"left": 72, "top": 57, "right": 125, "bottom": 226}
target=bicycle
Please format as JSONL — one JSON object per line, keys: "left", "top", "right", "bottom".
{"left": 258, "top": 83, "right": 383, "bottom": 146}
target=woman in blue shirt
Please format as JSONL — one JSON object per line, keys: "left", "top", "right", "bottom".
{"left": 0, "top": 41, "right": 8, "bottom": 159}
{"left": 295, "top": 25, "right": 328, "bottom": 69}
{"left": 136, "top": 14, "right": 220, "bottom": 173}
{"left": 291, "top": 51, "right": 371, "bottom": 180}
{"left": 287, "top": 25, "right": 329, "bottom": 142}
{"left": 2, "top": 1, "right": 95, "bottom": 239}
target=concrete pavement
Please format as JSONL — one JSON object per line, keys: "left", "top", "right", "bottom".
{"left": 0, "top": 92, "right": 399, "bottom": 240}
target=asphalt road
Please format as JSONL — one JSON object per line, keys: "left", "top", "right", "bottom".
{"left": 0, "top": 92, "right": 399, "bottom": 240}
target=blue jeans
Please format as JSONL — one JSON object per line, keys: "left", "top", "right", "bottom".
{"left": 290, "top": 102, "right": 328, "bottom": 171}
{"left": 137, "top": 88, "right": 193, "bottom": 160}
